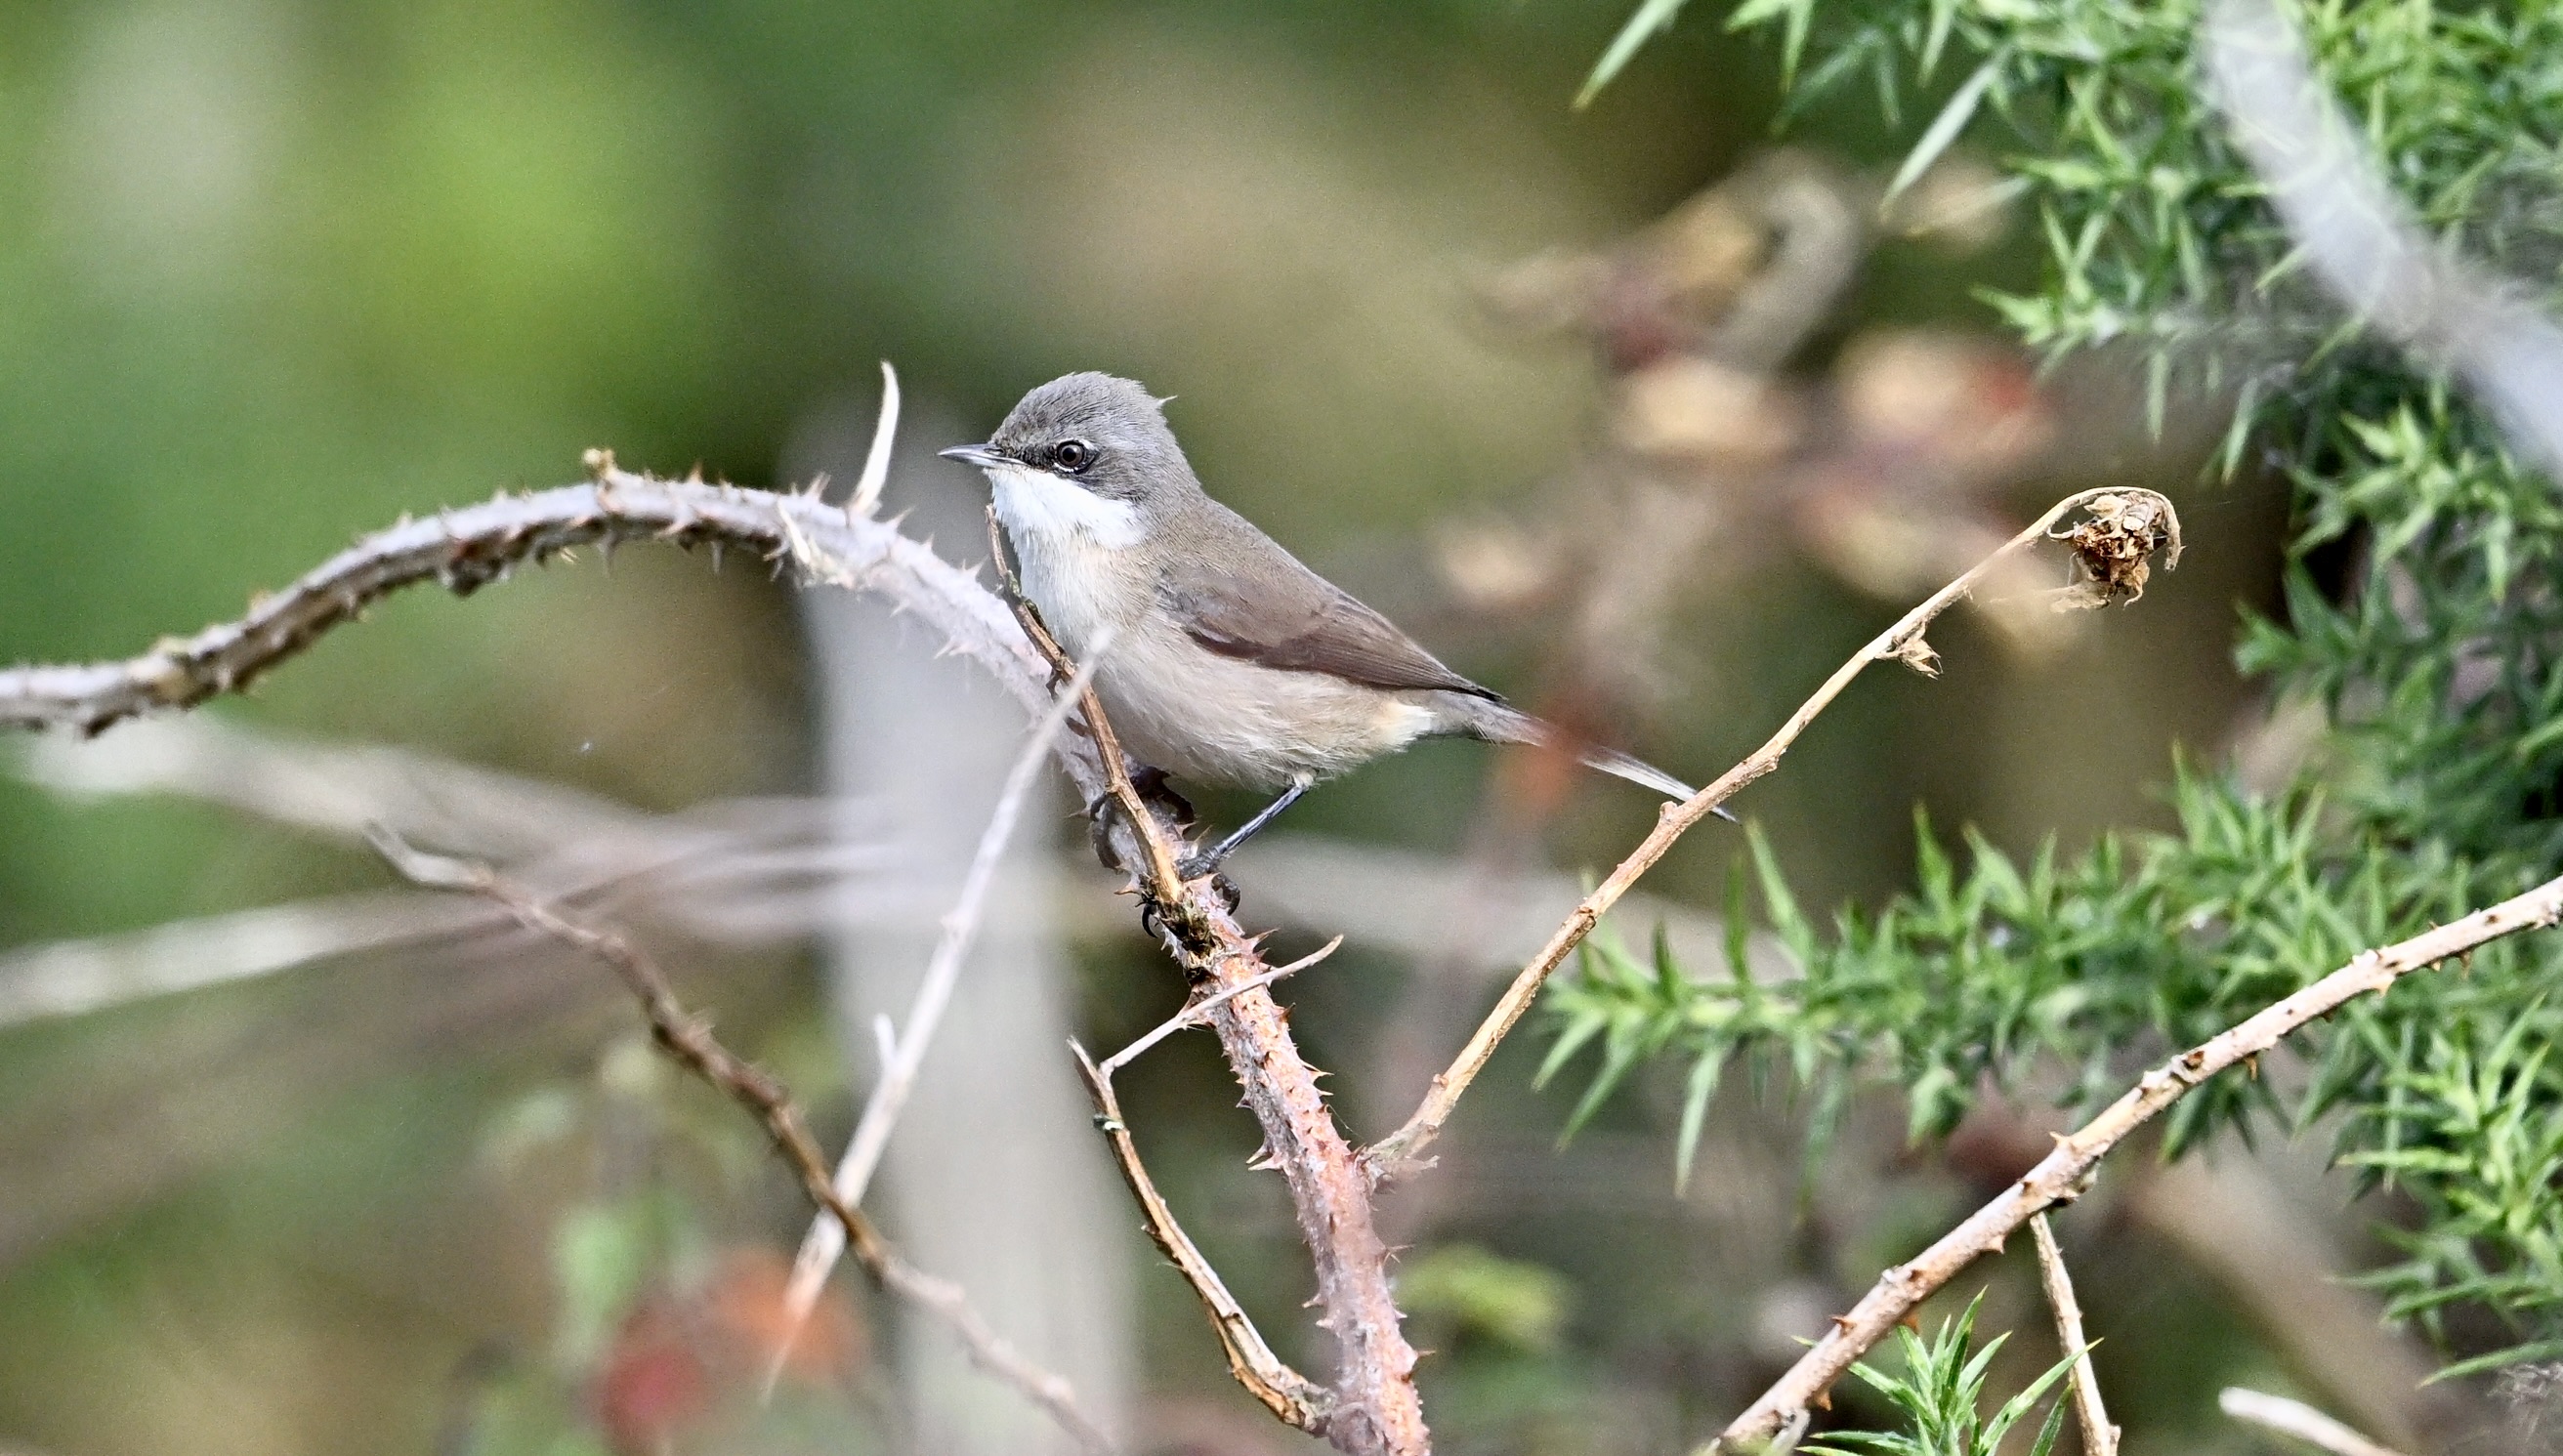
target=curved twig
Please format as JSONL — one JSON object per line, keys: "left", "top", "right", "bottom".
{"left": 0, "top": 459, "right": 1055, "bottom": 740}
{"left": 2220, "top": 1389, "right": 2411, "bottom": 1456}
{"left": 1365, "top": 487, "right": 2183, "bottom": 1179}
{"left": 1072, "top": 1042, "right": 1335, "bottom": 1430}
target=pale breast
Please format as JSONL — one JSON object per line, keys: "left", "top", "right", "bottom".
{"left": 990, "top": 466, "right": 1153, "bottom": 658}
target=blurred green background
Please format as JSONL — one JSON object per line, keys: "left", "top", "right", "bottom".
{"left": 0, "top": 2, "right": 2328, "bottom": 1454}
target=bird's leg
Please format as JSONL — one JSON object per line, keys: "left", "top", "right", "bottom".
{"left": 1179, "top": 777, "right": 1310, "bottom": 880}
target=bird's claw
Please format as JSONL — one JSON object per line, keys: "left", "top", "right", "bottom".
{"left": 1131, "top": 766, "right": 1196, "bottom": 828}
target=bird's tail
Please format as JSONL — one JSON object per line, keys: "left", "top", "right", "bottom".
{"left": 1450, "top": 698, "right": 1734, "bottom": 819}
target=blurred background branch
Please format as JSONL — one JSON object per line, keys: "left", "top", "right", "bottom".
{"left": 365, "top": 828, "right": 1115, "bottom": 1452}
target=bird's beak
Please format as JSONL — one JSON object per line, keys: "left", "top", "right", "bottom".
{"left": 939, "top": 442, "right": 1004, "bottom": 469}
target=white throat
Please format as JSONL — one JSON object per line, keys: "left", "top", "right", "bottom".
{"left": 985, "top": 462, "right": 1146, "bottom": 550}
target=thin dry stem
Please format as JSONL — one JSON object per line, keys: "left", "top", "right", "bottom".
{"left": 1707, "top": 871, "right": 2563, "bottom": 1452}
{"left": 1071, "top": 1042, "right": 1334, "bottom": 1431}
{"left": 365, "top": 828, "right": 1115, "bottom": 1454}
{"left": 2219, "top": 1389, "right": 2412, "bottom": 1456}
{"left": 1365, "top": 487, "right": 2180, "bottom": 1178}
{"left": 2030, "top": 1213, "right": 2118, "bottom": 1456}
{"left": 769, "top": 645, "right": 1109, "bottom": 1390}
{"left": 843, "top": 361, "right": 902, "bottom": 520}
{"left": 1097, "top": 936, "right": 1341, "bottom": 1080}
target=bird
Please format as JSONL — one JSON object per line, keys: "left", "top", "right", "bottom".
{"left": 942, "top": 372, "right": 1720, "bottom": 875}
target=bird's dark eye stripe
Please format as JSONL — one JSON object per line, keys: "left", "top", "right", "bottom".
{"left": 1053, "top": 438, "right": 1095, "bottom": 473}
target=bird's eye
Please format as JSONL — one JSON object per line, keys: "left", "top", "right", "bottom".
{"left": 1052, "top": 439, "right": 1095, "bottom": 473}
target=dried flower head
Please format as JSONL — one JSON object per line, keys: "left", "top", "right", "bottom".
{"left": 2047, "top": 490, "right": 2183, "bottom": 610}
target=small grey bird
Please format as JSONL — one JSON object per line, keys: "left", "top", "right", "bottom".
{"left": 943, "top": 372, "right": 1715, "bottom": 872}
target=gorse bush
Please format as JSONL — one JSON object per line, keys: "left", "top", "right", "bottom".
{"left": 1556, "top": 0, "right": 2563, "bottom": 1379}
{"left": 1801, "top": 1294, "right": 2078, "bottom": 1456}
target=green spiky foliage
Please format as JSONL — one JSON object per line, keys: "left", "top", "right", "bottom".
{"left": 1552, "top": 0, "right": 2563, "bottom": 1376}
{"left": 1802, "top": 1293, "right": 2078, "bottom": 1456}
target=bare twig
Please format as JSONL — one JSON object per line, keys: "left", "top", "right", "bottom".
{"left": 1057, "top": 933, "right": 1341, "bottom": 1432}
{"left": 365, "top": 828, "right": 1116, "bottom": 1455}
{"left": 2130, "top": 1151, "right": 2447, "bottom": 1449}
{"left": 2030, "top": 1214, "right": 2118, "bottom": 1456}
{"left": 1071, "top": 1041, "right": 1334, "bottom": 1431}
{"left": 1708, "top": 871, "right": 2563, "bottom": 1452}
{"left": 1365, "top": 486, "right": 2182, "bottom": 1179}
{"left": 768, "top": 643, "right": 1111, "bottom": 1391}
{"left": 2220, "top": 1389, "right": 2413, "bottom": 1456}
{"left": 0, "top": 764, "right": 1766, "bottom": 1030}
{"left": 843, "top": 360, "right": 902, "bottom": 520}
{"left": 1097, "top": 936, "right": 1342, "bottom": 1081}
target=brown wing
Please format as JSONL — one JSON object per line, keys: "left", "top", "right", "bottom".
{"left": 1162, "top": 525, "right": 1498, "bottom": 700}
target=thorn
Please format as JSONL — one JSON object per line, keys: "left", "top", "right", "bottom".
{"left": 581, "top": 447, "right": 614, "bottom": 479}
{"left": 1828, "top": 1314, "right": 1855, "bottom": 1333}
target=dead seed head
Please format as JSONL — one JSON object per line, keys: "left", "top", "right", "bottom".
{"left": 2047, "top": 490, "right": 2182, "bottom": 610}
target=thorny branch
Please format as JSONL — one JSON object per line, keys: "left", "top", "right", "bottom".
{"left": 0, "top": 456, "right": 1059, "bottom": 741}
{"left": 364, "top": 828, "right": 1116, "bottom": 1455}
{"left": 0, "top": 447, "right": 1423, "bottom": 1452}
{"left": 1708, "top": 871, "right": 2563, "bottom": 1453}
{"left": 0, "top": 457, "right": 2180, "bottom": 1454}
{"left": 1364, "top": 487, "right": 2183, "bottom": 1178}
{"left": 2030, "top": 1214, "right": 2118, "bottom": 1456}
{"left": 0, "top": 410, "right": 2219, "bottom": 1456}
{"left": 1059, "top": 934, "right": 1340, "bottom": 1428}
{"left": 979, "top": 511, "right": 1428, "bottom": 1456}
